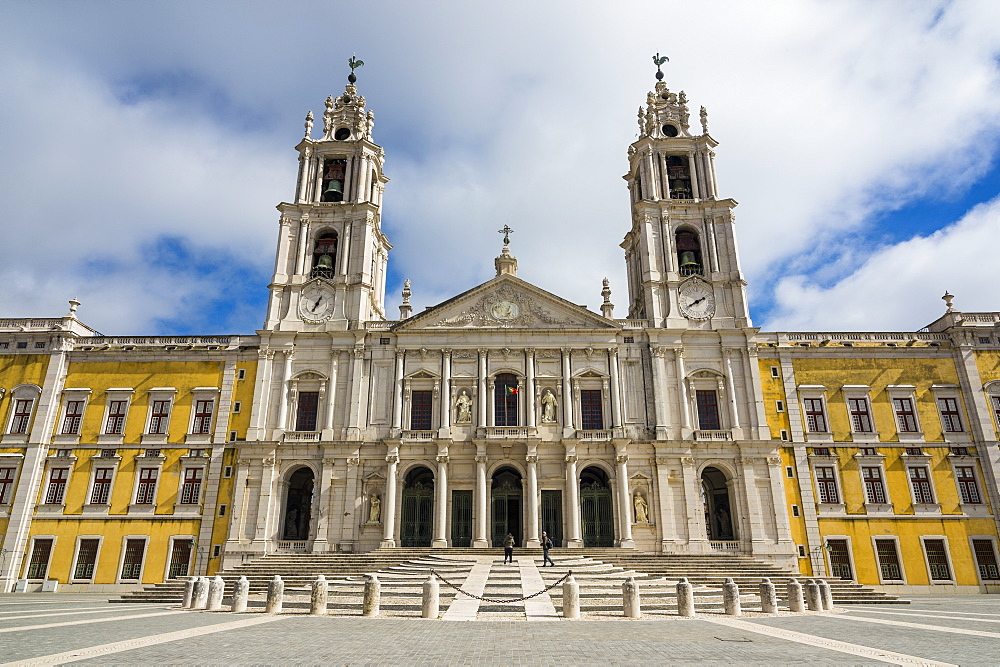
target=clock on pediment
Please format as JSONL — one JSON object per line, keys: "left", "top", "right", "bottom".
{"left": 299, "top": 282, "right": 336, "bottom": 322}
{"left": 678, "top": 279, "right": 716, "bottom": 320}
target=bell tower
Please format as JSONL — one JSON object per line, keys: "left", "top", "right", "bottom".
{"left": 621, "top": 57, "right": 750, "bottom": 330}
{"left": 264, "top": 60, "right": 391, "bottom": 331}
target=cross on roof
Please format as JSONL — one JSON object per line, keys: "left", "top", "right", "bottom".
{"left": 498, "top": 225, "right": 514, "bottom": 245}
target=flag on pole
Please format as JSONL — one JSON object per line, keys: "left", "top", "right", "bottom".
{"left": 506, "top": 386, "right": 519, "bottom": 395}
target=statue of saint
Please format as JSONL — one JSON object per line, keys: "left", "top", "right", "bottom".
{"left": 455, "top": 390, "right": 473, "bottom": 423}
{"left": 540, "top": 389, "right": 557, "bottom": 423}
{"left": 369, "top": 493, "right": 381, "bottom": 523}
{"left": 633, "top": 492, "right": 649, "bottom": 523}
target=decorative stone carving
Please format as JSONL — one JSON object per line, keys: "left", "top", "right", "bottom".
{"left": 540, "top": 389, "right": 558, "bottom": 423}
{"left": 346, "top": 457, "right": 360, "bottom": 467}
{"left": 368, "top": 493, "right": 381, "bottom": 523}
{"left": 525, "top": 455, "right": 538, "bottom": 464}
{"left": 680, "top": 457, "right": 696, "bottom": 467}
{"left": 455, "top": 390, "right": 473, "bottom": 424}
{"left": 429, "top": 284, "right": 581, "bottom": 328}
{"left": 436, "top": 455, "right": 449, "bottom": 464}
{"left": 633, "top": 492, "right": 649, "bottom": 523}
{"left": 616, "top": 454, "right": 629, "bottom": 465}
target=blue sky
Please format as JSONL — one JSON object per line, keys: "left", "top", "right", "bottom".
{"left": 1, "top": 1, "right": 998, "bottom": 335}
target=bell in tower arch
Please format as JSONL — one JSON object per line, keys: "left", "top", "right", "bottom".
{"left": 322, "top": 180, "right": 344, "bottom": 202}
{"left": 679, "top": 251, "right": 698, "bottom": 269}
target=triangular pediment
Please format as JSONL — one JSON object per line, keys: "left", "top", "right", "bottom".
{"left": 394, "top": 275, "right": 619, "bottom": 331}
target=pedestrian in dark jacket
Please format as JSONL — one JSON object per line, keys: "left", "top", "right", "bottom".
{"left": 503, "top": 533, "right": 515, "bottom": 564}
{"left": 541, "top": 531, "right": 555, "bottom": 566}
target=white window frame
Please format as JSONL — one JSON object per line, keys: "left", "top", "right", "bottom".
{"left": 904, "top": 453, "right": 940, "bottom": 514}
{"left": 947, "top": 450, "right": 989, "bottom": 516}
{"left": 824, "top": 535, "right": 857, "bottom": 582}
{"left": 55, "top": 388, "right": 92, "bottom": 443}
{"left": 968, "top": 535, "right": 1000, "bottom": 585}
{"left": 116, "top": 535, "right": 150, "bottom": 584}
{"left": 854, "top": 449, "right": 892, "bottom": 514}
{"left": 186, "top": 387, "right": 220, "bottom": 444}
{"left": 919, "top": 535, "right": 955, "bottom": 584}
{"left": 69, "top": 535, "right": 104, "bottom": 582}
{"left": 0, "top": 453, "right": 24, "bottom": 510}
{"left": 3, "top": 384, "right": 42, "bottom": 443}
{"left": 985, "top": 381, "right": 1000, "bottom": 438}
{"left": 402, "top": 372, "right": 439, "bottom": 436}
{"left": 129, "top": 455, "right": 165, "bottom": 514}
{"left": 842, "top": 385, "right": 875, "bottom": 436}
{"left": 871, "top": 535, "right": 907, "bottom": 584}
{"left": 797, "top": 385, "right": 831, "bottom": 441}
{"left": 887, "top": 385, "right": 922, "bottom": 441}
{"left": 38, "top": 450, "right": 76, "bottom": 513}
{"left": 84, "top": 450, "right": 122, "bottom": 514}
{"left": 24, "top": 535, "right": 57, "bottom": 580}
{"left": 931, "top": 385, "right": 969, "bottom": 442}
{"left": 98, "top": 388, "right": 135, "bottom": 444}
{"left": 143, "top": 387, "right": 176, "bottom": 444}
{"left": 164, "top": 534, "right": 197, "bottom": 581}
{"left": 809, "top": 451, "right": 845, "bottom": 514}
{"left": 176, "top": 458, "right": 209, "bottom": 515}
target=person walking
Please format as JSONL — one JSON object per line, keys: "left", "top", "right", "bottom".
{"left": 541, "top": 531, "right": 555, "bottom": 567}
{"left": 503, "top": 533, "right": 515, "bottom": 564}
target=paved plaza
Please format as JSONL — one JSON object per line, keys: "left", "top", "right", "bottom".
{"left": 0, "top": 592, "right": 997, "bottom": 665}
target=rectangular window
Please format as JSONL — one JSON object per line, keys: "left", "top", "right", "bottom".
{"left": 0, "top": 467, "right": 15, "bottom": 503}
{"left": 229, "top": 431, "right": 237, "bottom": 442}
{"left": 938, "top": 397, "right": 963, "bottom": 432}
{"left": 770, "top": 366, "right": 780, "bottom": 378}
{"left": 148, "top": 400, "right": 170, "bottom": 434}
{"left": 785, "top": 466, "right": 794, "bottom": 478}
{"left": 875, "top": 539, "right": 903, "bottom": 581}
{"left": 859, "top": 447, "right": 877, "bottom": 456}
{"left": 192, "top": 399, "right": 214, "bottom": 434}
{"left": 791, "top": 504, "right": 800, "bottom": 517}
{"left": 893, "top": 397, "right": 918, "bottom": 432}
{"left": 827, "top": 539, "right": 853, "bottom": 580}
{"left": 410, "top": 390, "right": 433, "bottom": 430}
{"left": 219, "top": 503, "right": 227, "bottom": 516}
{"left": 27, "top": 539, "right": 53, "bottom": 579}
{"left": 848, "top": 398, "right": 873, "bottom": 433}
{"left": 180, "top": 468, "right": 202, "bottom": 504}
{"left": 695, "top": 390, "right": 721, "bottom": 430}
{"left": 294, "top": 392, "right": 318, "bottom": 431}
{"left": 62, "top": 400, "right": 85, "bottom": 435}
{"left": 775, "top": 400, "right": 785, "bottom": 412}
{"left": 924, "top": 539, "right": 951, "bottom": 581}
{"left": 580, "top": 389, "right": 604, "bottom": 430}
{"left": 105, "top": 400, "right": 127, "bottom": 434}
{"left": 145, "top": 449, "right": 161, "bottom": 458}
{"left": 494, "top": 375, "right": 519, "bottom": 427}
{"left": 224, "top": 466, "right": 233, "bottom": 478}
{"left": 803, "top": 398, "right": 827, "bottom": 432}
{"left": 74, "top": 539, "right": 100, "bottom": 579}
{"left": 90, "top": 468, "right": 114, "bottom": 504}
{"left": 780, "top": 429, "right": 789, "bottom": 441}
{"left": 237, "top": 368, "right": 246, "bottom": 380}
{"left": 951, "top": 446, "right": 970, "bottom": 456}
{"left": 905, "top": 447, "right": 923, "bottom": 456}
{"left": 11, "top": 399, "right": 33, "bottom": 434}
{"left": 798, "top": 545, "right": 807, "bottom": 558}
{"left": 120, "top": 538, "right": 146, "bottom": 580}
{"left": 909, "top": 467, "right": 935, "bottom": 504}
{"left": 862, "top": 466, "right": 887, "bottom": 504}
{"left": 45, "top": 468, "right": 68, "bottom": 504}
{"left": 972, "top": 539, "right": 1000, "bottom": 581}
{"left": 233, "top": 401, "right": 241, "bottom": 414}
{"left": 992, "top": 396, "right": 1000, "bottom": 428}
{"left": 167, "top": 540, "right": 192, "bottom": 579}
{"left": 815, "top": 466, "right": 839, "bottom": 504}
{"left": 956, "top": 466, "right": 981, "bottom": 504}
{"left": 135, "top": 468, "right": 158, "bottom": 505}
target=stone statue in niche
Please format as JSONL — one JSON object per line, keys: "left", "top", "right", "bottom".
{"left": 455, "top": 390, "right": 473, "bottom": 423}
{"left": 540, "top": 389, "right": 558, "bottom": 423}
{"left": 368, "top": 493, "right": 381, "bottom": 523}
{"left": 633, "top": 492, "right": 649, "bottom": 523}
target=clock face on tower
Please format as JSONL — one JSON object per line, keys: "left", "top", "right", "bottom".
{"left": 678, "top": 281, "right": 716, "bottom": 320}
{"left": 299, "top": 284, "right": 336, "bottom": 322}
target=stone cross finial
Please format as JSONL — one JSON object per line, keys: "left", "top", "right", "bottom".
{"left": 498, "top": 225, "right": 514, "bottom": 246}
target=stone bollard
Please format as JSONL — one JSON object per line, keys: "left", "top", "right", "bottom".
{"left": 818, "top": 579, "right": 834, "bottom": 610}
{"left": 422, "top": 575, "right": 439, "bottom": 619}
{"left": 787, "top": 579, "right": 805, "bottom": 613}
{"left": 562, "top": 572, "right": 580, "bottom": 620}
{"left": 676, "top": 577, "right": 695, "bottom": 617}
{"left": 723, "top": 578, "right": 741, "bottom": 616}
{"left": 311, "top": 575, "right": 329, "bottom": 616}
{"left": 805, "top": 579, "right": 822, "bottom": 611}
{"left": 230, "top": 576, "right": 249, "bottom": 613}
{"left": 182, "top": 578, "right": 196, "bottom": 608}
{"left": 622, "top": 576, "right": 641, "bottom": 619}
{"left": 192, "top": 576, "right": 210, "bottom": 609}
{"left": 207, "top": 576, "right": 225, "bottom": 611}
{"left": 759, "top": 578, "right": 777, "bottom": 614}
{"left": 265, "top": 575, "right": 284, "bottom": 614}
{"left": 362, "top": 574, "right": 381, "bottom": 617}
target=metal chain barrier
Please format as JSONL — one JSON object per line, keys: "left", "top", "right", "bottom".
{"left": 431, "top": 569, "right": 571, "bottom": 604}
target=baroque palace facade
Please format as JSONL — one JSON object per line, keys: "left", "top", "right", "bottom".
{"left": 2, "top": 70, "right": 999, "bottom": 595}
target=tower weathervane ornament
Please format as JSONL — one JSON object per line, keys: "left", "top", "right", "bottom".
{"left": 498, "top": 225, "right": 514, "bottom": 245}
{"left": 653, "top": 53, "right": 669, "bottom": 81}
{"left": 348, "top": 55, "right": 365, "bottom": 83}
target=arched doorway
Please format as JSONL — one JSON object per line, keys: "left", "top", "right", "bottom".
{"left": 580, "top": 466, "right": 614, "bottom": 547}
{"left": 401, "top": 467, "right": 434, "bottom": 547}
{"left": 701, "top": 467, "right": 735, "bottom": 540}
{"left": 282, "top": 467, "right": 314, "bottom": 540}
{"left": 491, "top": 468, "right": 522, "bottom": 546}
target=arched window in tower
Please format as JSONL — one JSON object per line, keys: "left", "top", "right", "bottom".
{"left": 321, "top": 158, "right": 347, "bottom": 202}
{"left": 370, "top": 169, "right": 378, "bottom": 202}
{"left": 494, "top": 373, "right": 519, "bottom": 427}
{"left": 675, "top": 230, "right": 703, "bottom": 276}
{"left": 311, "top": 232, "right": 338, "bottom": 278}
{"left": 666, "top": 155, "right": 692, "bottom": 199}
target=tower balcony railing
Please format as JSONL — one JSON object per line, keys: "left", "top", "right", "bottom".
{"left": 283, "top": 431, "right": 321, "bottom": 443}
{"left": 694, "top": 429, "right": 732, "bottom": 441}
{"left": 577, "top": 429, "right": 613, "bottom": 441}
{"left": 679, "top": 264, "right": 703, "bottom": 276}
{"left": 480, "top": 426, "right": 536, "bottom": 439}
{"left": 402, "top": 430, "right": 436, "bottom": 441}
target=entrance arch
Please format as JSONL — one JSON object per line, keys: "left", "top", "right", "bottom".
{"left": 490, "top": 468, "right": 522, "bottom": 546}
{"left": 701, "top": 466, "right": 736, "bottom": 540}
{"left": 580, "top": 466, "right": 614, "bottom": 547}
{"left": 401, "top": 467, "right": 434, "bottom": 547}
{"left": 282, "top": 467, "right": 315, "bottom": 540}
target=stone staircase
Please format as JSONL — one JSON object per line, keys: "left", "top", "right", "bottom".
{"left": 113, "top": 548, "right": 906, "bottom": 615}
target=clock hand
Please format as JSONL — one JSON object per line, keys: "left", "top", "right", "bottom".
{"left": 690, "top": 296, "right": 706, "bottom": 306}
{"left": 311, "top": 296, "right": 322, "bottom": 312}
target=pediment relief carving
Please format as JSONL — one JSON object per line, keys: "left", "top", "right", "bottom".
{"left": 429, "top": 283, "right": 583, "bottom": 329}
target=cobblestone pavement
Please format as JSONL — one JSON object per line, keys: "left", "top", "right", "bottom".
{"left": 0, "top": 594, "right": 997, "bottom": 665}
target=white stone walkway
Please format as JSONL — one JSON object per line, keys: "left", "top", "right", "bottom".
{"left": 519, "top": 558, "right": 558, "bottom": 621}
{"left": 441, "top": 556, "right": 492, "bottom": 621}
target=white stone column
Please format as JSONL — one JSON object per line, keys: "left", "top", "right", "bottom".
{"left": 608, "top": 347, "right": 622, "bottom": 429}
{"left": 252, "top": 458, "right": 277, "bottom": 547}
{"left": 724, "top": 350, "right": 741, "bottom": 429}
{"left": 441, "top": 350, "right": 451, "bottom": 429}
{"left": 649, "top": 346, "right": 668, "bottom": 438}
{"left": 345, "top": 346, "right": 365, "bottom": 440}
{"left": 739, "top": 457, "right": 765, "bottom": 549}
{"left": 432, "top": 451, "right": 449, "bottom": 547}
{"left": 564, "top": 451, "right": 582, "bottom": 548}
{"left": 340, "top": 454, "right": 360, "bottom": 546}
{"left": 477, "top": 349, "right": 488, "bottom": 428}
{"left": 391, "top": 350, "right": 405, "bottom": 432}
{"left": 645, "top": 150, "right": 658, "bottom": 199}
{"left": 687, "top": 152, "right": 700, "bottom": 200}
{"left": 616, "top": 449, "right": 635, "bottom": 548}
{"left": 324, "top": 350, "right": 338, "bottom": 433}
{"left": 276, "top": 349, "right": 294, "bottom": 433}
{"left": 681, "top": 457, "right": 708, "bottom": 547}
{"left": 381, "top": 450, "right": 399, "bottom": 547}
{"left": 487, "top": 379, "right": 496, "bottom": 427}
{"left": 525, "top": 350, "right": 536, "bottom": 428}
{"left": 339, "top": 222, "right": 352, "bottom": 276}
{"left": 675, "top": 350, "right": 690, "bottom": 430}
{"left": 313, "top": 457, "right": 335, "bottom": 551}
{"left": 273, "top": 215, "right": 294, "bottom": 279}
{"left": 294, "top": 216, "right": 310, "bottom": 276}
{"left": 561, "top": 349, "right": 574, "bottom": 428}
{"left": 474, "top": 451, "right": 489, "bottom": 548}
{"left": 525, "top": 453, "right": 540, "bottom": 548}
{"left": 654, "top": 453, "right": 675, "bottom": 550}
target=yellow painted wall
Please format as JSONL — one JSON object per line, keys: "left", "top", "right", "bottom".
{"left": 0, "top": 354, "right": 50, "bottom": 428}
{"left": 779, "top": 445, "right": 813, "bottom": 575}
